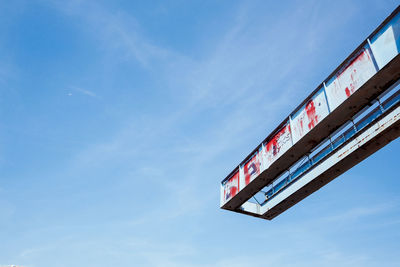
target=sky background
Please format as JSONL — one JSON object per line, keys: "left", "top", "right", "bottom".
{"left": 1, "top": 0, "right": 400, "bottom": 266}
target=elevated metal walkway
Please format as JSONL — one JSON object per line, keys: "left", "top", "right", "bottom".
{"left": 220, "top": 6, "right": 400, "bottom": 220}
{"left": 236, "top": 82, "right": 400, "bottom": 219}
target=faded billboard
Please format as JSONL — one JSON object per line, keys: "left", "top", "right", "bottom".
{"left": 242, "top": 149, "right": 262, "bottom": 187}
{"left": 370, "top": 12, "right": 400, "bottom": 69}
{"left": 291, "top": 89, "right": 330, "bottom": 143}
{"left": 223, "top": 170, "right": 240, "bottom": 202}
{"left": 325, "top": 48, "right": 377, "bottom": 110}
{"left": 264, "top": 124, "right": 292, "bottom": 168}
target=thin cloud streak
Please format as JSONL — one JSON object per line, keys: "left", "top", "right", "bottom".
{"left": 43, "top": 0, "right": 352, "bottom": 235}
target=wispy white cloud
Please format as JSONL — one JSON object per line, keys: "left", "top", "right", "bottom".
{"left": 40, "top": 0, "right": 346, "bottom": 229}
{"left": 45, "top": 0, "right": 175, "bottom": 68}
{"left": 69, "top": 86, "right": 97, "bottom": 98}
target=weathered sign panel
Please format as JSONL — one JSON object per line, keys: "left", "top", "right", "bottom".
{"left": 325, "top": 48, "right": 377, "bottom": 111}
{"left": 240, "top": 149, "right": 262, "bottom": 189}
{"left": 263, "top": 124, "right": 292, "bottom": 167}
{"left": 370, "top": 12, "right": 400, "bottom": 69}
{"left": 291, "top": 89, "right": 330, "bottom": 143}
{"left": 222, "top": 170, "right": 240, "bottom": 202}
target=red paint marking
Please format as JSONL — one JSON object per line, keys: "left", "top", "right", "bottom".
{"left": 299, "top": 119, "right": 304, "bottom": 135}
{"left": 337, "top": 49, "right": 366, "bottom": 77}
{"left": 336, "top": 49, "right": 369, "bottom": 99}
{"left": 244, "top": 154, "right": 260, "bottom": 185}
{"left": 266, "top": 125, "right": 291, "bottom": 161}
{"left": 224, "top": 171, "right": 239, "bottom": 200}
{"left": 348, "top": 69, "right": 358, "bottom": 96}
{"left": 267, "top": 137, "right": 279, "bottom": 156}
{"left": 230, "top": 186, "right": 237, "bottom": 197}
{"left": 345, "top": 87, "right": 351, "bottom": 97}
{"left": 306, "top": 100, "right": 318, "bottom": 130}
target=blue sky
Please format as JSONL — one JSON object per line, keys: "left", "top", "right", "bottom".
{"left": 1, "top": 0, "right": 400, "bottom": 266}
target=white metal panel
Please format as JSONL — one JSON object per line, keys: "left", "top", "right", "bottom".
{"left": 220, "top": 184, "right": 225, "bottom": 207}
{"left": 241, "top": 149, "right": 262, "bottom": 188}
{"left": 291, "top": 89, "right": 330, "bottom": 143}
{"left": 263, "top": 124, "right": 292, "bottom": 168}
{"left": 370, "top": 13, "right": 400, "bottom": 69}
{"left": 221, "top": 170, "right": 240, "bottom": 204}
{"left": 325, "top": 48, "right": 377, "bottom": 111}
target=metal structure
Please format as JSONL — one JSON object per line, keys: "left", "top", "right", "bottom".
{"left": 220, "top": 6, "right": 400, "bottom": 220}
